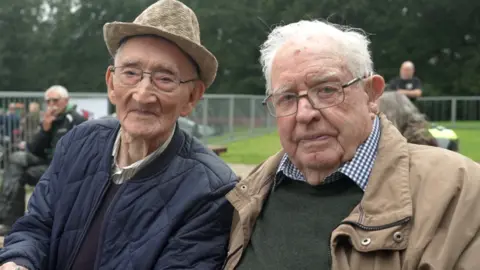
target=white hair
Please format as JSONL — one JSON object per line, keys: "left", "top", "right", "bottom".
{"left": 378, "top": 91, "right": 426, "bottom": 130}
{"left": 45, "top": 85, "right": 69, "bottom": 99}
{"left": 260, "top": 20, "right": 374, "bottom": 94}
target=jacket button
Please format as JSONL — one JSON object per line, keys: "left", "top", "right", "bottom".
{"left": 240, "top": 184, "right": 247, "bottom": 191}
{"left": 393, "top": 231, "right": 404, "bottom": 243}
{"left": 361, "top": 238, "right": 371, "bottom": 246}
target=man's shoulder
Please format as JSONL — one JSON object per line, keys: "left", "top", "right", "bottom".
{"left": 408, "top": 144, "right": 480, "bottom": 185}
{"left": 68, "top": 110, "right": 88, "bottom": 124}
{"left": 232, "top": 150, "right": 284, "bottom": 189}
{"left": 182, "top": 135, "right": 238, "bottom": 188}
{"left": 412, "top": 76, "right": 422, "bottom": 82}
{"left": 387, "top": 76, "right": 401, "bottom": 89}
{"left": 61, "top": 117, "right": 119, "bottom": 144}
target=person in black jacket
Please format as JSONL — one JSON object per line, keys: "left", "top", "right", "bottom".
{"left": 387, "top": 61, "right": 423, "bottom": 103}
{"left": 0, "top": 85, "right": 86, "bottom": 235}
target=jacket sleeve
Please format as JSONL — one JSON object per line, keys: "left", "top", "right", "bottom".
{"left": 27, "top": 124, "right": 52, "bottom": 158}
{"left": 0, "top": 134, "right": 68, "bottom": 270}
{"left": 419, "top": 159, "right": 480, "bottom": 269}
{"left": 154, "top": 173, "right": 236, "bottom": 270}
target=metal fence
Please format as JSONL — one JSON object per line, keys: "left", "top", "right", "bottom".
{"left": 416, "top": 96, "right": 480, "bottom": 128}
{"left": 0, "top": 92, "right": 477, "bottom": 149}
{"left": 0, "top": 92, "right": 278, "bottom": 148}
{"left": 189, "top": 94, "right": 277, "bottom": 144}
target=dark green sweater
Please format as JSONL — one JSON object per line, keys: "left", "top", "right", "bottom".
{"left": 237, "top": 175, "right": 363, "bottom": 270}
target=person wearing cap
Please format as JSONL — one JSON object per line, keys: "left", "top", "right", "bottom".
{"left": 0, "top": 1, "right": 236, "bottom": 270}
{"left": 223, "top": 20, "right": 480, "bottom": 270}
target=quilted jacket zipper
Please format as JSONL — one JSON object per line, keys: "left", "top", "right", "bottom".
{"left": 339, "top": 217, "right": 411, "bottom": 231}
{"left": 64, "top": 179, "right": 111, "bottom": 270}
{"left": 92, "top": 182, "right": 127, "bottom": 270}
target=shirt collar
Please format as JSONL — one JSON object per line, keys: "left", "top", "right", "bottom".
{"left": 112, "top": 123, "right": 176, "bottom": 170}
{"left": 276, "top": 116, "right": 380, "bottom": 191}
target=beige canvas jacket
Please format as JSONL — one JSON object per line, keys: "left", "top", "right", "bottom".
{"left": 224, "top": 114, "right": 480, "bottom": 270}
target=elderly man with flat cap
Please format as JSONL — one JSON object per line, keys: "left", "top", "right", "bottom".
{"left": 0, "top": 0, "right": 236, "bottom": 269}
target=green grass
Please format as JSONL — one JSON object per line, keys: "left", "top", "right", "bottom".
{"left": 219, "top": 131, "right": 282, "bottom": 164}
{"left": 455, "top": 129, "right": 480, "bottom": 161}
{"left": 220, "top": 125, "right": 480, "bottom": 164}
{"left": 435, "top": 121, "right": 480, "bottom": 129}
{"left": 203, "top": 127, "right": 276, "bottom": 145}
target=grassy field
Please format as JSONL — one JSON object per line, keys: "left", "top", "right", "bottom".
{"left": 220, "top": 122, "right": 480, "bottom": 164}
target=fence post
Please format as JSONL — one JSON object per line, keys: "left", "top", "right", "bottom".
{"left": 229, "top": 96, "right": 235, "bottom": 137}
{"left": 202, "top": 97, "right": 208, "bottom": 144}
{"left": 249, "top": 97, "right": 256, "bottom": 133}
{"left": 451, "top": 98, "right": 457, "bottom": 128}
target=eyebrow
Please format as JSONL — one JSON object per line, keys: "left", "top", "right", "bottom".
{"left": 120, "top": 60, "right": 179, "bottom": 76}
{"left": 272, "top": 71, "right": 342, "bottom": 94}
{"left": 305, "top": 71, "right": 341, "bottom": 86}
{"left": 272, "top": 83, "right": 296, "bottom": 94}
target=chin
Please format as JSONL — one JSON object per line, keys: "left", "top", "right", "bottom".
{"left": 122, "top": 120, "right": 163, "bottom": 139}
{"left": 300, "top": 149, "right": 342, "bottom": 170}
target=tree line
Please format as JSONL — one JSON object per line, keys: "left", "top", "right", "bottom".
{"left": 0, "top": 0, "right": 479, "bottom": 96}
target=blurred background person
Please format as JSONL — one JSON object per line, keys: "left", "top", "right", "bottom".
{"left": 0, "top": 103, "right": 20, "bottom": 143}
{"left": 379, "top": 91, "right": 437, "bottom": 146}
{"left": 20, "top": 102, "right": 41, "bottom": 144}
{"left": 388, "top": 61, "right": 423, "bottom": 103}
{"left": 0, "top": 85, "right": 86, "bottom": 236}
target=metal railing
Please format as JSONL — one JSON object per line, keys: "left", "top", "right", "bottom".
{"left": 189, "top": 94, "right": 277, "bottom": 144}
{"left": 0, "top": 92, "right": 477, "bottom": 150}
{"left": 416, "top": 96, "right": 480, "bottom": 128}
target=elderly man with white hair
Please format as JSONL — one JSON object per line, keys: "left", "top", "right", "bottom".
{"left": 0, "top": 85, "right": 85, "bottom": 237}
{"left": 0, "top": 1, "right": 236, "bottom": 270}
{"left": 224, "top": 20, "right": 480, "bottom": 270}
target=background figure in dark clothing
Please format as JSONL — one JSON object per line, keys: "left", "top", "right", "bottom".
{"left": 0, "top": 104, "right": 21, "bottom": 169}
{"left": 20, "top": 102, "right": 41, "bottom": 144}
{"left": 0, "top": 103, "right": 20, "bottom": 143}
{"left": 0, "top": 85, "right": 86, "bottom": 236}
{"left": 388, "top": 61, "right": 423, "bottom": 102}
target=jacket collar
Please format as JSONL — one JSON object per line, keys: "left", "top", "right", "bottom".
{"left": 227, "top": 113, "right": 413, "bottom": 229}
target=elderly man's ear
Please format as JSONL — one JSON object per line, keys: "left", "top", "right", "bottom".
{"left": 366, "top": 75, "right": 385, "bottom": 115}
{"left": 105, "top": 66, "right": 117, "bottom": 105}
{"left": 179, "top": 81, "right": 205, "bottom": 117}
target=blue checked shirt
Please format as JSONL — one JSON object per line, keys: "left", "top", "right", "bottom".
{"left": 276, "top": 116, "right": 380, "bottom": 191}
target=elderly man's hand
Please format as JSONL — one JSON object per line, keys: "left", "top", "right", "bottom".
{"left": 0, "top": 262, "right": 28, "bottom": 270}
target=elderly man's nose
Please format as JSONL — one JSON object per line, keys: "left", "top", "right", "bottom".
{"left": 296, "top": 97, "right": 320, "bottom": 122}
{"left": 132, "top": 86, "right": 156, "bottom": 104}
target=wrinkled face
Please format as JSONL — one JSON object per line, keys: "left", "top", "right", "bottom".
{"left": 45, "top": 92, "right": 68, "bottom": 116}
{"left": 400, "top": 63, "right": 414, "bottom": 79}
{"left": 106, "top": 36, "right": 204, "bottom": 140}
{"left": 271, "top": 39, "right": 384, "bottom": 172}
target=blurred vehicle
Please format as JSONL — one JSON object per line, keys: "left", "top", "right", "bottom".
{"left": 177, "top": 117, "right": 217, "bottom": 139}
{"left": 429, "top": 124, "right": 459, "bottom": 152}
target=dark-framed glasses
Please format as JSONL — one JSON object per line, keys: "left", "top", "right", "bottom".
{"left": 110, "top": 66, "right": 197, "bottom": 92}
{"left": 263, "top": 75, "right": 368, "bottom": 118}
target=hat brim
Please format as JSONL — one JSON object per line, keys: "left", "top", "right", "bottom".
{"left": 103, "top": 22, "right": 218, "bottom": 88}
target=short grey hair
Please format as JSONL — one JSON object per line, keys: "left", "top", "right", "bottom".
{"left": 379, "top": 91, "right": 426, "bottom": 130}
{"left": 260, "top": 20, "right": 374, "bottom": 94}
{"left": 45, "top": 85, "right": 69, "bottom": 99}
